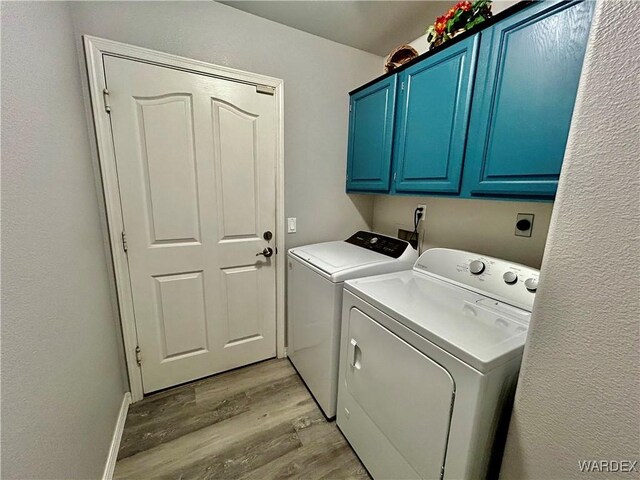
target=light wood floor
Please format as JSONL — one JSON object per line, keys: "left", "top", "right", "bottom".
{"left": 114, "top": 358, "right": 370, "bottom": 479}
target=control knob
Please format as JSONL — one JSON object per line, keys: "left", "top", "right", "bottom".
{"left": 503, "top": 271, "right": 518, "bottom": 285}
{"left": 369, "top": 237, "right": 378, "bottom": 244}
{"left": 524, "top": 277, "right": 539, "bottom": 292}
{"left": 469, "top": 260, "right": 485, "bottom": 275}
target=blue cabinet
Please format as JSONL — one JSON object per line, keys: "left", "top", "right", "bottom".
{"left": 346, "top": 75, "right": 397, "bottom": 192}
{"left": 345, "top": 0, "right": 593, "bottom": 200}
{"left": 462, "top": 0, "right": 594, "bottom": 198}
{"left": 393, "top": 35, "right": 479, "bottom": 194}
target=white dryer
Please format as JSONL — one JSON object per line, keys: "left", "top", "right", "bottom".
{"left": 287, "top": 231, "right": 417, "bottom": 418}
{"left": 337, "top": 248, "right": 540, "bottom": 479}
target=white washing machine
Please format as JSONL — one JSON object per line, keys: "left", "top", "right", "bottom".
{"left": 337, "top": 248, "right": 540, "bottom": 480}
{"left": 287, "top": 231, "right": 417, "bottom": 418}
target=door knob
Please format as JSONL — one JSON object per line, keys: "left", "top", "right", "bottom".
{"left": 263, "top": 231, "right": 273, "bottom": 241}
{"left": 256, "top": 247, "right": 274, "bottom": 258}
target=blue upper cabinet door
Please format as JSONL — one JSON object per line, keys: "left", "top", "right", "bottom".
{"left": 463, "top": 0, "right": 594, "bottom": 198}
{"left": 394, "top": 34, "right": 479, "bottom": 194}
{"left": 346, "top": 76, "right": 397, "bottom": 192}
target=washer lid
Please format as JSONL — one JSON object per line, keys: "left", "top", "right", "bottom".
{"left": 289, "top": 241, "right": 390, "bottom": 276}
{"left": 344, "top": 270, "right": 531, "bottom": 373}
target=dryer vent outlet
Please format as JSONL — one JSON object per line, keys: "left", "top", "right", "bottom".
{"left": 515, "top": 213, "right": 534, "bottom": 237}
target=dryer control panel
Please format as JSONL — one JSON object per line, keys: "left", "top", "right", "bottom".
{"left": 345, "top": 231, "right": 411, "bottom": 259}
{"left": 414, "top": 248, "right": 540, "bottom": 312}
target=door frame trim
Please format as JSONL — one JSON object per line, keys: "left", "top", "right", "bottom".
{"left": 83, "top": 35, "right": 285, "bottom": 402}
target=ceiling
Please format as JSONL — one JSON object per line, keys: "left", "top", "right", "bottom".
{"left": 218, "top": 1, "right": 456, "bottom": 56}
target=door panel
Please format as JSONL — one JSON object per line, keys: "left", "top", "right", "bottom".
{"left": 394, "top": 34, "right": 479, "bottom": 194}
{"left": 463, "top": 0, "right": 594, "bottom": 197}
{"left": 213, "top": 100, "right": 260, "bottom": 240}
{"left": 154, "top": 271, "right": 208, "bottom": 360}
{"left": 104, "top": 55, "right": 277, "bottom": 393}
{"left": 135, "top": 94, "right": 201, "bottom": 244}
{"left": 345, "top": 307, "right": 455, "bottom": 479}
{"left": 346, "top": 76, "right": 397, "bottom": 192}
{"left": 221, "top": 265, "right": 261, "bottom": 344}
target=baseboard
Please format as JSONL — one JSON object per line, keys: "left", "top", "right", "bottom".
{"left": 102, "top": 392, "right": 131, "bottom": 480}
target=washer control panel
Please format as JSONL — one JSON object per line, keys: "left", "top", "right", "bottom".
{"left": 345, "top": 231, "right": 412, "bottom": 259}
{"left": 469, "top": 260, "right": 485, "bottom": 275}
{"left": 524, "top": 277, "right": 539, "bottom": 292}
{"left": 503, "top": 271, "right": 518, "bottom": 285}
{"left": 414, "top": 248, "right": 540, "bottom": 312}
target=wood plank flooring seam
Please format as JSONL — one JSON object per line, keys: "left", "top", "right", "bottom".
{"left": 114, "top": 359, "right": 370, "bottom": 480}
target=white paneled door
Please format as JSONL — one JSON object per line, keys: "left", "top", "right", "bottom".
{"left": 104, "top": 56, "right": 277, "bottom": 393}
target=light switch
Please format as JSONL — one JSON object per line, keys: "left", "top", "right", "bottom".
{"left": 287, "top": 217, "right": 297, "bottom": 233}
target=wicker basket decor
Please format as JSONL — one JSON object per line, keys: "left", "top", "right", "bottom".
{"left": 384, "top": 45, "right": 419, "bottom": 73}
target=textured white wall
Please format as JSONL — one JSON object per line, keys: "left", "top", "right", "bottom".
{"left": 1, "top": 2, "right": 127, "bottom": 478}
{"left": 500, "top": 1, "right": 640, "bottom": 477}
{"left": 372, "top": 196, "right": 553, "bottom": 268}
{"left": 69, "top": 1, "right": 381, "bottom": 250}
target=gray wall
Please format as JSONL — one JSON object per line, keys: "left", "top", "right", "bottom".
{"left": 1, "top": 2, "right": 127, "bottom": 479}
{"left": 69, "top": 0, "right": 381, "bottom": 250}
{"left": 372, "top": 196, "right": 553, "bottom": 269}
{"left": 500, "top": 1, "right": 640, "bottom": 477}
{"left": 1, "top": 2, "right": 383, "bottom": 477}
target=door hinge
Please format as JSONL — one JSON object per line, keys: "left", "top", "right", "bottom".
{"left": 255, "top": 84, "right": 275, "bottom": 96}
{"left": 135, "top": 345, "right": 142, "bottom": 365}
{"left": 400, "top": 81, "right": 405, "bottom": 91}
{"left": 440, "top": 465, "right": 445, "bottom": 480}
{"left": 102, "top": 88, "right": 111, "bottom": 113}
{"left": 349, "top": 103, "right": 352, "bottom": 112}
{"left": 393, "top": 171, "right": 397, "bottom": 181}
{"left": 121, "top": 230, "right": 128, "bottom": 253}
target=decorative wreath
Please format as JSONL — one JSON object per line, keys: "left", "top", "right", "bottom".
{"left": 426, "top": 0, "right": 493, "bottom": 50}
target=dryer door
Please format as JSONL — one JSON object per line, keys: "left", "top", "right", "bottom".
{"left": 346, "top": 307, "right": 455, "bottom": 479}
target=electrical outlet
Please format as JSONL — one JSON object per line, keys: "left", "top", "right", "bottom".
{"left": 287, "top": 217, "right": 297, "bottom": 233}
{"left": 515, "top": 213, "right": 534, "bottom": 237}
{"left": 416, "top": 204, "right": 426, "bottom": 221}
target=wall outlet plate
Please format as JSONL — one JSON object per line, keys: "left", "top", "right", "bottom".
{"left": 416, "top": 204, "right": 426, "bottom": 224}
{"left": 515, "top": 213, "right": 534, "bottom": 237}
